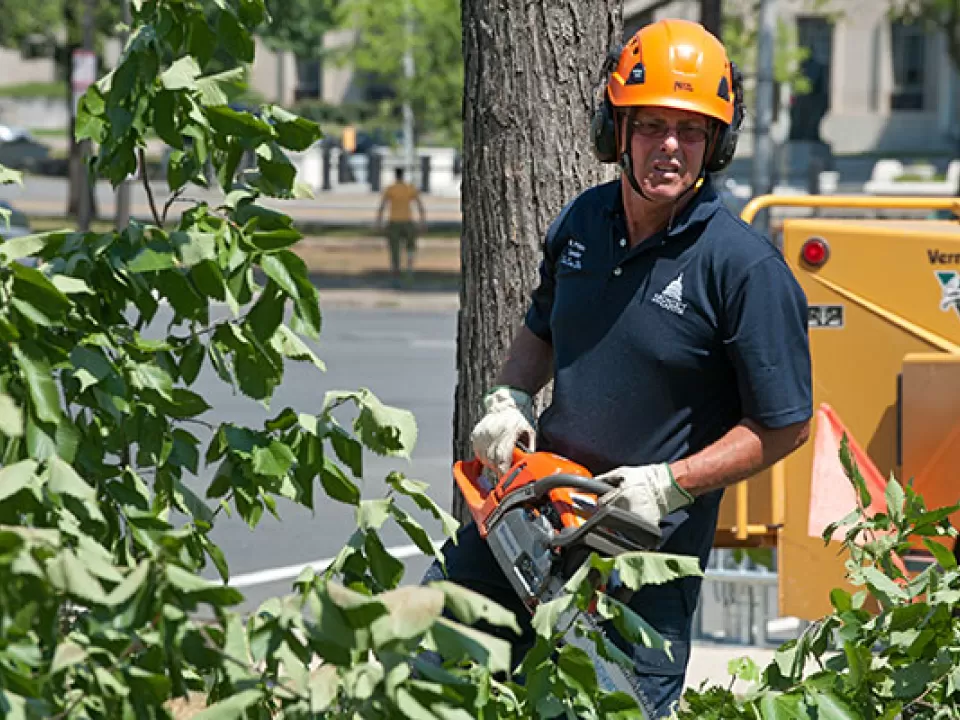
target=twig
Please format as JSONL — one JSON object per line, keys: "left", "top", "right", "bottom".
{"left": 161, "top": 186, "right": 186, "bottom": 226}
{"left": 138, "top": 148, "right": 161, "bottom": 227}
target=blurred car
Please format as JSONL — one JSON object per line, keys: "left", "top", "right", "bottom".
{"left": 0, "top": 124, "right": 52, "bottom": 173}
{"left": 0, "top": 200, "right": 31, "bottom": 239}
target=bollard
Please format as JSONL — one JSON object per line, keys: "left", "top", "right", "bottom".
{"left": 369, "top": 152, "right": 381, "bottom": 192}
{"left": 338, "top": 150, "right": 352, "bottom": 184}
{"left": 322, "top": 145, "right": 332, "bottom": 191}
{"left": 420, "top": 155, "right": 431, "bottom": 194}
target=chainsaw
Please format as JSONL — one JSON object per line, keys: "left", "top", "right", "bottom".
{"left": 453, "top": 449, "right": 661, "bottom": 707}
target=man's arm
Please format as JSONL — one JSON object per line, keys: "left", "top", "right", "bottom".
{"left": 669, "top": 418, "right": 810, "bottom": 496}
{"left": 493, "top": 326, "right": 553, "bottom": 396}
{"left": 375, "top": 193, "right": 387, "bottom": 229}
{"left": 416, "top": 195, "right": 427, "bottom": 230}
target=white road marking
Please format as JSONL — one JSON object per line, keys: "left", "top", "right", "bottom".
{"left": 227, "top": 541, "right": 439, "bottom": 589}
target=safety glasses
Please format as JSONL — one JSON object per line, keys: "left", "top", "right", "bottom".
{"left": 628, "top": 117, "right": 710, "bottom": 144}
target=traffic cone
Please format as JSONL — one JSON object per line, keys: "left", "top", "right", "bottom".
{"left": 808, "top": 403, "right": 888, "bottom": 542}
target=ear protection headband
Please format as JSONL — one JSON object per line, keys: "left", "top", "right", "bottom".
{"left": 589, "top": 51, "right": 745, "bottom": 173}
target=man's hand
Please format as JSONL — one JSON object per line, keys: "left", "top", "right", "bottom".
{"left": 595, "top": 464, "right": 693, "bottom": 528}
{"left": 470, "top": 387, "right": 536, "bottom": 475}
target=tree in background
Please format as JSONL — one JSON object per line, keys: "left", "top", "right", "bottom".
{"left": 259, "top": 0, "right": 340, "bottom": 104}
{"left": 0, "top": 0, "right": 119, "bottom": 218}
{"left": 335, "top": 0, "right": 463, "bottom": 147}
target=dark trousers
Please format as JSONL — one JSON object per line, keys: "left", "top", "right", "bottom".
{"left": 422, "top": 522, "right": 693, "bottom": 719}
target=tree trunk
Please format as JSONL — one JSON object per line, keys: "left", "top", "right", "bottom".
{"left": 454, "top": 1, "right": 622, "bottom": 521}
{"left": 700, "top": 0, "right": 722, "bottom": 40}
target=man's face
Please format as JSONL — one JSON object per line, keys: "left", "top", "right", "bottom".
{"left": 624, "top": 106, "right": 710, "bottom": 203}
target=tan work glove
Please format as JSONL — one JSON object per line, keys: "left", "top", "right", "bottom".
{"left": 595, "top": 464, "right": 693, "bottom": 528}
{"left": 469, "top": 387, "right": 536, "bottom": 475}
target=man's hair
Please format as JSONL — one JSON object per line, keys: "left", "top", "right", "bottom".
{"left": 395, "top": 167, "right": 405, "bottom": 181}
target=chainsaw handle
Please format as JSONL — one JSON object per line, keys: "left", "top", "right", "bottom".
{"left": 526, "top": 474, "right": 615, "bottom": 501}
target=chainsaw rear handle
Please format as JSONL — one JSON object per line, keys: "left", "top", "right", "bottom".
{"left": 519, "top": 473, "right": 616, "bottom": 501}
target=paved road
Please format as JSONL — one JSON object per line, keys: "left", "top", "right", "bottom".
{"left": 0, "top": 175, "right": 462, "bottom": 226}
{"left": 162, "top": 301, "right": 457, "bottom": 609}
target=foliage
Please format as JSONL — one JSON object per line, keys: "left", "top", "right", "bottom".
{"left": 333, "top": 0, "right": 463, "bottom": 148}
{"left": 259, "top": 0, "right": 340, "bottom": 60}
{"left": 678, "top": 437, "right": 960, "bottom": 719}
{"left": 0, "top": 1, "right": 701, "bottom": 717}
{"left": 722, "top": 13, "right": 812, "bottom": 95}
{"left": 886, "top": 0, "right": 960, "bottom": 72}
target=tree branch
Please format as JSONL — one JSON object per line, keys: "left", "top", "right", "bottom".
{"left": 138, "top": 148, "right": 162, "bottom": 226}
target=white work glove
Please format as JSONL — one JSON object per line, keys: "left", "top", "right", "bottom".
{"left": 470, "top": 387, "right": 536, "bottom": 475}
{"left": 595, "top": 463, "right": 693, "bottom": 528}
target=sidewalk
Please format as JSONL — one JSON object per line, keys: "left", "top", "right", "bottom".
{"left": 685, "top": 642, "right": 777, "bottom": 694}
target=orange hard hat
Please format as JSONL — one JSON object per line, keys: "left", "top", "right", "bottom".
{"left": 607, "top": 19, "right": 735, "bottom": 125}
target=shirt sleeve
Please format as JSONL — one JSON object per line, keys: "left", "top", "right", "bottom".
{"left": 722, "top": 255, "right": 812, "bottom": 428}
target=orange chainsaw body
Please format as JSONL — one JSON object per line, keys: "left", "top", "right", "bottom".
{"left": 453, "top": 449, "right": 598, "bottom": 537}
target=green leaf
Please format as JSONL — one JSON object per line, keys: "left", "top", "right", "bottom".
{"left": 70, "top": 346, "right": 114, "bottom": 393}
{"left": 370, "top": 585, "right": 445, "bottom": 646}
{"left": 252, "top": 440, "right": 295, "bottom": 477}
{"left": 830, "top": 587, "right": 852, "bottom": 613}
{"left": 0, "top": 232, "right": 46, "bottom": 261}
{"left": 270, "top": 325, "right": 325, "bottom": 369}
{"left": 47, "top": 550, "right": 104, "bottom": 603}
{"left": 0, "top": 393, "right": 24, "bottom": 437}
{"left": 531, "top": 594, "right": 575, "bottom": 638}
{"left": 50, "top": 640, "right": 87, "bottom": 675}
{"left": 309, "top": 665, "right": 340, "bottom": 713}
{"left": 105, "top": 561, "right": 151, "bottom": 606}
{"left": 388, "top": 474, "right": 460, "bottom": 539}
{"left": 885, "top": 475, "right": 905, "bottom": 524}
{"left": 128, "top": 247, "right": 178, "bottom": 273}
{"left": 46, "top": 457, "right": 96, "bottom": 502}
{"left": 595, "top": 593, "right": 670, "bottom": 656}
{"left": 365, "top": 531, "right": 405, "bottom": 589}
{"left": 922, "top": 538, "right": 957, "bottom": 570}
{"left": 426, "top": 617, "right": 512, "bottom": 675}
{"left": 217, "top": 10, "right": 256, "bottom": 62}
{"left": 152, "top": 90, "right": 182, "bottom": 149}
{"left": 862, "top": 566, "right": 908, "bottom": 606}
{"left": 0, "top": 165, "right": 24, "bottom": 185}
{"left": 326, "top": 581, "right": 389, "bottom": 628}
{"left": 206, "top": 105, "right": 272, "bottom": 139}
{"left": 432, "top": 581, "right": 522, "bottom": 635}
{"left": 757, "top": 692, "right": 807, "bottom": 719}
{"left": 160, "top": 56, "right": 202, "bottom": 90}
{"left": 129, "top": 362, "right": 173, "bottom": 400}
{"left": 807, "top": 688, "right": 860, "bottom": 719}
{"left": 320, "top": 456, "right": 360, "bottom": 505}
{"left": 12, "top": 344, "right": 60, "bottom": 424}
{"left": 890, "top": 662, "right": 934, "bottom": 699}
{"left": 192, "top": 689, "right": 263, "bottom": 719}
{"left": 0, "top": 460, "right": 39, "bottom": 502}
{"left": 613, "top": 551, "right": 703, "bottom": 590}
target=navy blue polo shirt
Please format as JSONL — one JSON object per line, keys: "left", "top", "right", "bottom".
{"left": 524, "top": 177, "right": 811, "bottom": 668}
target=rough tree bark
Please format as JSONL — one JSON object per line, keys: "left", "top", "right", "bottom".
{"left": 454, "top": 1, "right": 622, "bottom": 522}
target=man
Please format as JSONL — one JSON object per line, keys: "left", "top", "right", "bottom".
{"left": 424, "top": 18, "right": 813, "bottom": 718}
{"left": 376, "top": 167, "right": 427, "bottom": 286}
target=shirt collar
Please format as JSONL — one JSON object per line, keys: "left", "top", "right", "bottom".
{"left": 603, "top": 175, "right": 724, "bottom": 238}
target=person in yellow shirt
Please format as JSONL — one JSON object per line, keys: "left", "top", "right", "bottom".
{"left": 376, "top": 168, "right": 427, "bottom": 286}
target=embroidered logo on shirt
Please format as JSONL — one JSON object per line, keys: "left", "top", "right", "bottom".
{"left": 559, "top": 239, "right": 586, "bottom": 271}
{"left": 652, "top": 273, "right": 688, "bottom": 315}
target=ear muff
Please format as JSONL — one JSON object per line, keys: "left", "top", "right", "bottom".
{"left": 590, "top": 47, "right": 622, "bottom": 164}
{"left": 706, "top": 61, "right": 745, "bottom": 172}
